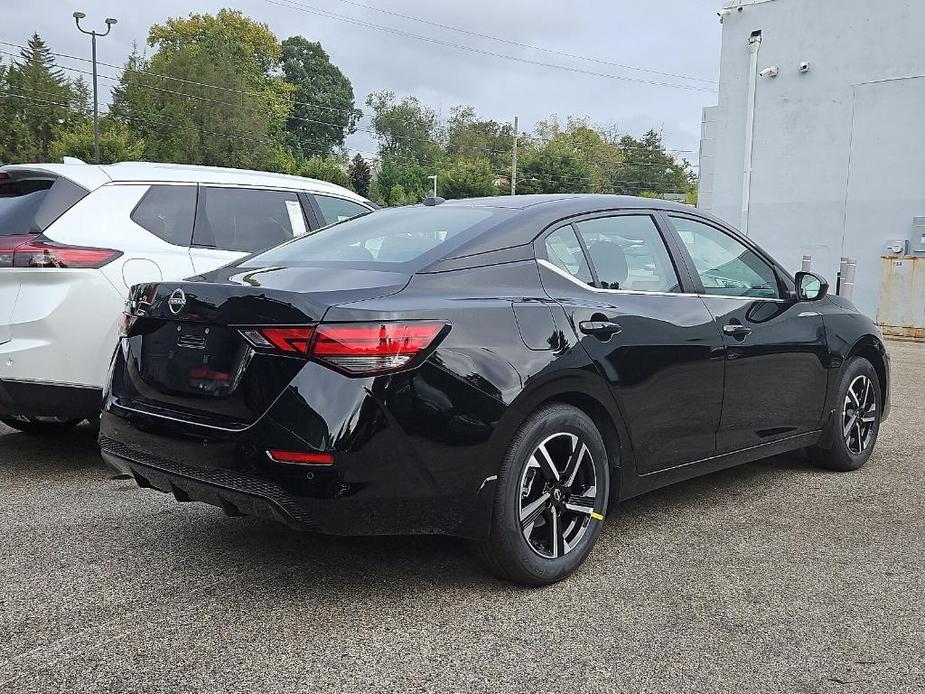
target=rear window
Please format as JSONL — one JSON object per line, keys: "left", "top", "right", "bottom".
{"left": 0, "top": 178, "right": 54, "bottom": 236}
{"left": 31, "top": 177, "right": 90, "bottom": 232}
{"left": 241, "top": 206, "right": 508, "bottom": 270}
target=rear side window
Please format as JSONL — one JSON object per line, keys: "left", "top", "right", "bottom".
{"left": 130, "top": 185, "right": 197, "bottom": 246}
{"left": 544, "top": 226, "right": 593, "bottom": 285}
{"left": 575, "top": 215, "right": 680, "bottom": 292}
{"left": 0, "top": 178, "right": 53, "bottom": 236}
{"left": 194, "top": 187, "right": 305, "bottom": 253}
{"left": 31, "top": 177, "right": 90, "bottom": 232}
{"left": 314, "top": 195, "right": 370, "bottom": 225}
{"left": 243, "top": 206, "right": 504, "bottom": 269}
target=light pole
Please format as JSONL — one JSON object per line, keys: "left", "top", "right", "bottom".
{"left": 427, "top": 174, "right": 437, "bottom": 199}
{"left": 73, "top": 12, "right": 117, "bottom": 164}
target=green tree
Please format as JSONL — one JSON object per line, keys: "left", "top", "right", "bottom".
{"left": 615, "top": 130, "right": 692, "bottom": 197}
{"left": 347, "top": 153, "right": 371, "bottom": 197}
{"left": 51, "top": 117, "right": 145, "bottom": 163}
{"left": 374, "top": 154, "right": 429, "bottom": 206}
{"left": 366, "top": 91, "right": 439, "bottom": 163}
{"left": 279, "top": 36, "right": 360, "bottom": 158}
{"left": 446, "top": 106, "right": 513, "bottom": 174}
{"left": 439, "top": 157, "right": 496, "bottom": 199}
{"left": 298, "top": 155, "right": 352, "bottom": 188}
{"left": 110, "top": 10, "right": 293, "bottom": 170}
{"left": 4, "top": 34, "right": 73, "bottom": 162}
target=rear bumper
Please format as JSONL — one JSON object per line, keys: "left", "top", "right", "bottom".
{"left": 0, "top": 378, "right": 101, "bottom": 419}
{"left": 99, "top": 434, "right": 485, "bottom": 537}
{"left": 0, "top": 268, "right": 125, "bottom": 392}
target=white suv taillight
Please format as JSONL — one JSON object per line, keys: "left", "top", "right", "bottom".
{"left": 11, "top": 239, "right": 123, "bottom": 269}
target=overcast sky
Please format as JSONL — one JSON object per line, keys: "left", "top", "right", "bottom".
{"left": 2, "top": 0, "right": 722, "bottom": 163}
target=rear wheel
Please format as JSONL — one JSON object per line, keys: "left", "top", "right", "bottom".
{"left": 0, "top": 415, "right": 84, "bottom": 435}
{"left": 807, "top": 357, "right": 881, "bottom": 471}
{"left": 473, "top": 403, "right": 610, "bottom": 586}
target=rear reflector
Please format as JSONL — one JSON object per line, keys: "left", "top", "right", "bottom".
{"left": 240, "top": 321, "right": 447, "bottom": 376}
{"left": 268, "top": 449, "right": 334, "bottom": 465}
{"left": 12, "top": 239, "right": 122, "bottom": 269}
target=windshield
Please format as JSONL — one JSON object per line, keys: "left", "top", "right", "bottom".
{"left": 0, "top": 179, "right": 54, "bottom": 236}
{"left": 241, "top": 206, "right": 513, "bottom": 271}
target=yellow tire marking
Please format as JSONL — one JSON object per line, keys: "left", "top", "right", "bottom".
{"left": 591, "top": 512, "right": 604, "bottom": 521}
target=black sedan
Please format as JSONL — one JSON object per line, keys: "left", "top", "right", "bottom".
{"left": 100, "top": 195, "right": 890, "bottom": 585}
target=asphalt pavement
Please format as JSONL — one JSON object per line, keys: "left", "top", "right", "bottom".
{"left": 1, "top": 340, "right": 923, "bottom": 693}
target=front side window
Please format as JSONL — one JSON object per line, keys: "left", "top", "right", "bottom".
{"left": 130, "top": 185, "right": 196, "bottom": 246}
{"left": 544, "top": 225, "right": 593, "bottom": 285}
{"left": 670, "top": 216, "right": 781, "bottom": 299}
{"left": 193, "top": 187, "right": 304, "bottom": 253}
{"left": 575, "top": 215, "right": 680, "bottom": 292}
{"left": 314, "top": 195, "right": 370, "bottom": 225}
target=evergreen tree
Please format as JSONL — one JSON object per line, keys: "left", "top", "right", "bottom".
{"left": 347, "top": 153, "right": 371, "bottom": 197}
{"left": 5, "top": 34, "right": 72, "bottom": 161}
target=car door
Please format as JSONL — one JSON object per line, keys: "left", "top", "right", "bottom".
{"left": 664, "top": 213, "right": 829, "bottom": 453}
{"left": 188, "top": 186, "right": 313, "bottom": 274}
{"left": 537, "top": 211, "right": 725, "bottom": 474}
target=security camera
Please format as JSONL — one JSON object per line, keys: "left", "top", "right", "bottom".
{"left": 759, "top": 66, "right": 780, "bottom": 78}
{"left": 717, "top": 8, "right": 733, "bottom": 17}
{"left": 798, "top": 60, "right": 810, "bottom": 73}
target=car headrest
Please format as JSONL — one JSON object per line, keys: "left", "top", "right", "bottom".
{"left": 587, "top": 241, "right": 628, "bottom": 289}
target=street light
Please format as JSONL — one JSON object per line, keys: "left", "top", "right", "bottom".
{"left": 427, "top": 174, "right": 437, "bottom": 198}
{"left": 73, "top": 12, "right": 117, "bottom": 164}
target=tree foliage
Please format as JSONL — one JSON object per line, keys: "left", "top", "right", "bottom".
{"left": 51, "top": 117, "right": 145, "bottom": 164}
{"left": 347, "top": 153, "right": 371, "bottom": 198}
{"left": 280, "top": 37, "right": 360, "bottom": 158}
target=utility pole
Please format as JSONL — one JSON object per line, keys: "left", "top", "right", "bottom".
{"left": 73, "top": 12, "right": 117, "bottom": 164}
{"left": 510, "top": 116, "right": 519, "bottom": 195}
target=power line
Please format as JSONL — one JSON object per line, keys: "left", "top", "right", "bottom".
{"left": 327, "top": 0, "right": 716, "bottom": 85}
{"left": 264, "top": 0, "right": 717, "bottom": 93}
{"left": 0, "top": 38, "right": 363, "bottom": 119}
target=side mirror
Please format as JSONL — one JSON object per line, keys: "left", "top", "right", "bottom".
{"left": 795, "top": 271, "right": 828, "bottom": 302}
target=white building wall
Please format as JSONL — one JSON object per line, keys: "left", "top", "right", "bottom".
{"left": 700, "top": 0, "right": 925, "bottom": 318}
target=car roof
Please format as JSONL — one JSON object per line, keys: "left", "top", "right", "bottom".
{"left": 440, "top": 193, "right": 695, "bottom": 213}
{"left": 429, "top": 194, "right": 723, "bottom": 261}
{"left": 0, "top": 161, "right": 369, "bottom": 203}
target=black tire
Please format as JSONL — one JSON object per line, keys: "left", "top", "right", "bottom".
{"left": 472, "top": 403, "right": 610, "bottom": 586}
{"left": 807, "top": 357, "right": 881, "bottom": 471}
{"left": 0, "top": 415, "right": 83, "bottom": 435}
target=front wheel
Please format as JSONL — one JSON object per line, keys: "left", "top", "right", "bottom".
{"left": 472, "top": 403, "right": 610, "bottom": 586}
{"left": 0, "top": 415, "right": 84, "bottom": 435}
{"left": 807, "top": 357, "right": 881, "bottom": 471}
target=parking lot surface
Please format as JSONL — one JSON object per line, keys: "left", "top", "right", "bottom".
{"left": 1, "top": 341, "right": 923, "bottom": 693}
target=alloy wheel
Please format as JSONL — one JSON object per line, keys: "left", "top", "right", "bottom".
{"left": 518, "top": 432, "right": 598, "bottom": 559}
{"left": 843, "top": 374, "right": 877, "bottom": 455}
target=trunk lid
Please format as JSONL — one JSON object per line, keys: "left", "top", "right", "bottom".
{"left": 111, "top": 265, "right": 410, "bottom": 427}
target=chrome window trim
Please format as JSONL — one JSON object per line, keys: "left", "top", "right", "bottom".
{"left": 536, "top": 259, "right": 791, "bottom": 303}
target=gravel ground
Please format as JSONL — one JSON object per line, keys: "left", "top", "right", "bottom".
{"left": 1, "top": 341, "right": 923, "bottom": 694}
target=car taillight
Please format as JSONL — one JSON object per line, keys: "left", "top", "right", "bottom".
{"left": 239, "top": 321, "right": 448, "bottom": 375}
{"left": 312, "top": 322, "right": 447, "bottom": 375}
{"left": 241, "top": 327, "right": 315, "bottom": 355}
{"left": 12, "top": 239, "right": 122, "bottom": 268}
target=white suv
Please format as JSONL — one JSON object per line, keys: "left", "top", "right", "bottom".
{"left": 0, "top": 161, "right": 374, "bottom": 434}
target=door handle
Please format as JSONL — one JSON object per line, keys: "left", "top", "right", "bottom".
{"left": 722, "top": 324, "right": 752, "bottom": 338}
{"left": 579, "top": 320, "right": 623, "bottom": 339}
